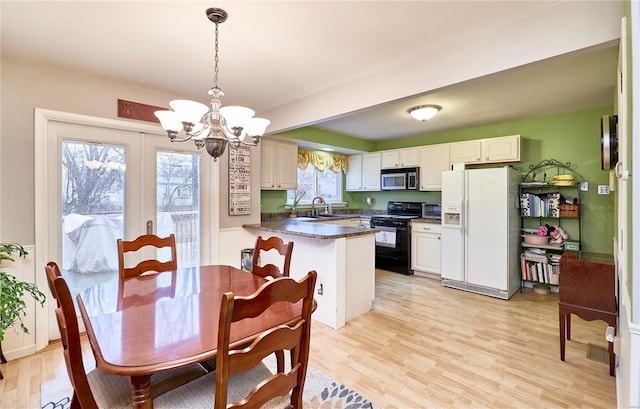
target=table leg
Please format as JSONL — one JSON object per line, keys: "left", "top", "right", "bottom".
{"left": 559, "top": 310, "right": 566, "bottom": 361}
{"left": 566, "top": 313, "right": 572, "bottom": 340}
{"left": 130, "top": 375, "right": 153, "bottom": 409}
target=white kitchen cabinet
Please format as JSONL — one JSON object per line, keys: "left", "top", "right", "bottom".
{"left": 345, "top": 154, "right": 363, "bottom": 191}
{"left": 346, "top": 153, "right": 381, "bottom": 191}
{"left": 449, "top": 135, "right": 520, "bottom": 165}
{"left": 449, "top": 140, "right": 483, "bottom": 164}
{"left": 419, "top": 144, "right": 450, "bottom": 191}
{"left": 482, "top": 134, "right": 520, "bottom": 163}
{"left": 260, "top": 139, "right": 298, "bottom": 190}
{"left": 381, "top": 148, "right": 419, "bottom": 169}
{"left": 411, "top": 222, "right": 442, "bottom": 277}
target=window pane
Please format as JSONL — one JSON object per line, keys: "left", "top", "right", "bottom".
{"left": 61, "top": 141, "right": 125, "bottom": 304}
{"left": 288, "top": 164, "right": 342, "bottom": 203}
{"left": 157, "top": 151, "right": 200, "bottom": 268}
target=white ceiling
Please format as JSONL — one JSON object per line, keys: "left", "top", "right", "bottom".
{"left": 1, "top": 1, "right": 622, "bottom": 152}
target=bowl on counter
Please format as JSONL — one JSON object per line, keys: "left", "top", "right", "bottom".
{"left": 522, "top": 234, "right": 549, "bottom": 245}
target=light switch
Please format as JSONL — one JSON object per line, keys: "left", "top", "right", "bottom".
{"left": 579, "top": 182, "right": 589, "bottom": 191}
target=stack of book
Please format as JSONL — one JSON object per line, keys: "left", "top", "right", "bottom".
{"left": 520, "top": 249, "right": 561, "bottom": 285}
{"left": 520, "top": 192, "right": 561, "bottom": 217}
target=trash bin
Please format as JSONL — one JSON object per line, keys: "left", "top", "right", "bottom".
{"left": 240, "top": 248, "right": 254, "bottom": 272}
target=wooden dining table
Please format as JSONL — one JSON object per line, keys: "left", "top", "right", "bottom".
{"left": 76, "top": 264, "right": 302, "bottom": 409}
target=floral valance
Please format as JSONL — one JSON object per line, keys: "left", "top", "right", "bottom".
{"left": 298, "top": 148, "right": 348, "bottom": 174}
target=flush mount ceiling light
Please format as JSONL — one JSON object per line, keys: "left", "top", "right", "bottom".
{"left": 407, "top": 105, "right": 442, "bottom": 121}
{"left": 154, "top": 8, "right": 270, "bottom": 161}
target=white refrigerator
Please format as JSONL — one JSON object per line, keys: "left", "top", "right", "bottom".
{"left": 440, "top": 166, "right": 521, "bottom": 299}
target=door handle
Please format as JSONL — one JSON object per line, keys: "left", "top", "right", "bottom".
{"left": 146, "top": 220, "right": 153, "bottom": 234}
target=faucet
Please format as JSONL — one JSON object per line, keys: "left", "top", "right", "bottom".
{"left": 311, "top": 196, "right": 324, "bottom": 216}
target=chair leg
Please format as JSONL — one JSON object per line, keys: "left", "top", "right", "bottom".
{"left": 559, "top": 310, "right": 566, "bottom": 361}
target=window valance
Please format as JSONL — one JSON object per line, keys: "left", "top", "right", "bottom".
{"left": 297, "top": 148, "right": 348, "bottom": 174}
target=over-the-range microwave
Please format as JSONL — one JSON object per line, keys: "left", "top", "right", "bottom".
{"left": 380, "top": 167, "right": 419, "bottom": 190}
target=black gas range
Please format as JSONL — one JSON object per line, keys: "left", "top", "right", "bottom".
{"left": 370, "top": 201, "right": 423, "bottom": 275}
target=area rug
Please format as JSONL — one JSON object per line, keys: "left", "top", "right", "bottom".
{"left": 41, "top": 364, "right": 379, "bottom": 409}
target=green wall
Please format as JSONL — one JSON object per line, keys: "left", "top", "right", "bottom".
{"left": 265, "top": 106, "right": 615, "bottom": 254}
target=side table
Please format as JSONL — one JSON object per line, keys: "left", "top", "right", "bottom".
{"left": 559, "top": 251, "right": 617, "bottom": 376}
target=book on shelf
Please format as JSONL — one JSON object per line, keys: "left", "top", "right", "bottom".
{"left": 520, "top": 253, "right": 561, "bottom": 285}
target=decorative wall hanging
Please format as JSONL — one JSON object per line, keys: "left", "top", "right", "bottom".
{"left": 228, "top": 144, "right": 251, "bottom": 215}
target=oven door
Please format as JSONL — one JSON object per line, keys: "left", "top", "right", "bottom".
{"left": 374, "top": 226, "right": 397, "bottom": 248}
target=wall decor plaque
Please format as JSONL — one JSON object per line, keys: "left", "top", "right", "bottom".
{"left": 228, "top": 145, "right": 251, "bottom": 215}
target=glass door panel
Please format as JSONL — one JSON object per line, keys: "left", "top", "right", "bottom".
{"left": 61, "top": 141, "right": 126, "bottom": 300}
{"left": 156, "top": 150, "right": 200, "bottom": 268}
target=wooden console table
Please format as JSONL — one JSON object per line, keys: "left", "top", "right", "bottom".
{"left": 559, "top": 251, "right": 617, "bottom": 376}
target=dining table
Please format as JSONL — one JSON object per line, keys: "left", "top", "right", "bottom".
{"left": 76, "top": 264, "right": 303, "bottom": 409}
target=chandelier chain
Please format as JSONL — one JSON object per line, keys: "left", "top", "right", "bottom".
{"left": 213, "top": 22, "right": 220, "bottom": 89}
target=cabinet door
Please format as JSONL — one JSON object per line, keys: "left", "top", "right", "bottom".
{"left": 449, "top": 140, "right": 482, "bottom": 164}
{"left": 483, "top": 135, "right": 520, "bottom": 163}
{"left": 275, "top": 142, "right": 298, "bottom": 189}
{"left": 346, "top": 154, "right": 363, "bottom": 191}
{"left": 380, "top": 150, "right": 399, "bottom": 169}
{"left": 260, "top": 139, "right": 276, "bottom": 189}
{"left": 399, "top": 148, "right": 419, "bottom": 167}
{"left": 411, "top": 233, "right": 441, "bottom": 273}
{"left": 419, "top": 145, "right": 450, "bottom": 190}
{"left": 362, "top": 153, "right": 381, "bottom": 191}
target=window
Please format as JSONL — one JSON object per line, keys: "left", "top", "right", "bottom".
{"left": 287, "top": 164, "right": 342, "bottom": 204}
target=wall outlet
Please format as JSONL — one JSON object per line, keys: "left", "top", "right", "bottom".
{"left": 598, "top": 185, "right": 611, "bottom": 195}
{"left": 579, "top": 182, "right": 589, "bottom": 192}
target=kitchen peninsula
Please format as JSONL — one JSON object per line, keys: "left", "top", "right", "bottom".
{"left": 243, "top": 219, "right": 376, "bottom": 329}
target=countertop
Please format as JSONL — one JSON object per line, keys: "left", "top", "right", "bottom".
{"left": 243, "top": 219, "right": 376, "bottom": 239}
{"left": 412, "top": 218, "right": 442, "bottom": 225}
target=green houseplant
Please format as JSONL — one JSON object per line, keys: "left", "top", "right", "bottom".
{"left": 0, "top": 243, "right": 46, "bottom": 343}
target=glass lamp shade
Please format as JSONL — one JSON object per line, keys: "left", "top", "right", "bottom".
{"left": 169, "top": 100, "right": 209, "bottom": 125}
{"left": 244, "top": 118, "right": 271, "bottom": 136}
{"left": 154, "top": 110, "right": 183, "bottom": 132}
{"left": 219, "top": 106, "right": 255, "bottom": 129}
{"left": 408, "top": 105, "right": 442, "bottom": 121}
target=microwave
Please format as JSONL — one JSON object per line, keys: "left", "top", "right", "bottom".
{"left": 380, "top": 167, "right": 419, "bottom": 190}
{"left": 421, "top": 203, "right": 442, "bottom": 220}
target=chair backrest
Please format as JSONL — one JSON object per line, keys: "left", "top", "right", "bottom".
{"left": 44, "top": 261, "right": 63, "bottom": 307}
{"left": 215, "top": 270, "right": 317, "bottom": 409}
{"left": 117, "top": 234, "right": 178, "bottom": 280}
{"left": 47, "top": 273, "right": 99, "bottom": 409}
{"left": 251, "top": 236, "right": 294, "bottom": 278}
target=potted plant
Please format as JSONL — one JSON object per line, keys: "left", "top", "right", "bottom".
{"left": 0, "top": 243, "right": 46, "bottom": 344}
{"left": 289, "top": 190, "right": 306, "bottom": 217}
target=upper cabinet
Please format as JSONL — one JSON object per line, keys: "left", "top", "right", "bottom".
{"left": 260, "top": 140, "right": 298, "bottom": 190}
{"left": 450, "top": 135, "right": 520, "bottom": 165}
{"left": 346, "top": 153, "right": 381, "bottom": 191}
{"left": 418, "top": 144, "right": 450, "bottom": 191}
{"left": 380, "top": 148, "right": 419, "bottom": 169}
{"left": 482, "top": 134, "right": 520, "bottom": 163}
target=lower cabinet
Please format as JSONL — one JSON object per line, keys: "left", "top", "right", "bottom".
{"left": 411, "top": 222, "right": 441, "bottom": 277}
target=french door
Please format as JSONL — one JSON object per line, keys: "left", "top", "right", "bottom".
{"left": 36, "top": 110, "right": 215, "bottom": 340}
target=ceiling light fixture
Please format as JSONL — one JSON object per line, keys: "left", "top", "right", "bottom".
{"left": 154, "top": 8, "right": 270, "bottom": 161}
{"left": 407, "top": 105, "right": 442, "bottom": 121}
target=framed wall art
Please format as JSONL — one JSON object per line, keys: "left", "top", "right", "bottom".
{"left": 228, "top": 145, "right": 251, "bottom": 215}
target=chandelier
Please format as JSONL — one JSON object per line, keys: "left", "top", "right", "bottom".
{"left": 154, "top": 8, "right": 270, "bottom": 161}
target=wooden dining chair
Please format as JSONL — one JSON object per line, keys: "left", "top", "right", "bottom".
{"left": 45, "top": 265, "right": 208, "bottom": 409}
{"left": 251, "top": 235, "right": 294, "bottom": 279}
{"left": 117, "top": 233, "right": 178, "bottom": 280}
{"left": 153, "top": 270, "right": 318, "bottom": 409}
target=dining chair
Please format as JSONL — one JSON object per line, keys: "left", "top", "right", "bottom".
{"left": 117, "top": 233, "right": 178, "bottom": 280}
{"left": 45, "top": 264, "right": 208, "bottom": 409}
{"left": 154, "top": 270, "right": 318, "bottom": 409}
{"left": 251, "top": 235, "right": 294, "bottom": 279}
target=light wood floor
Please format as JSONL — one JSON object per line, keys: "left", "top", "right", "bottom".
{"left": 0, "top": 269, "right": 616, "bottom": 409}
